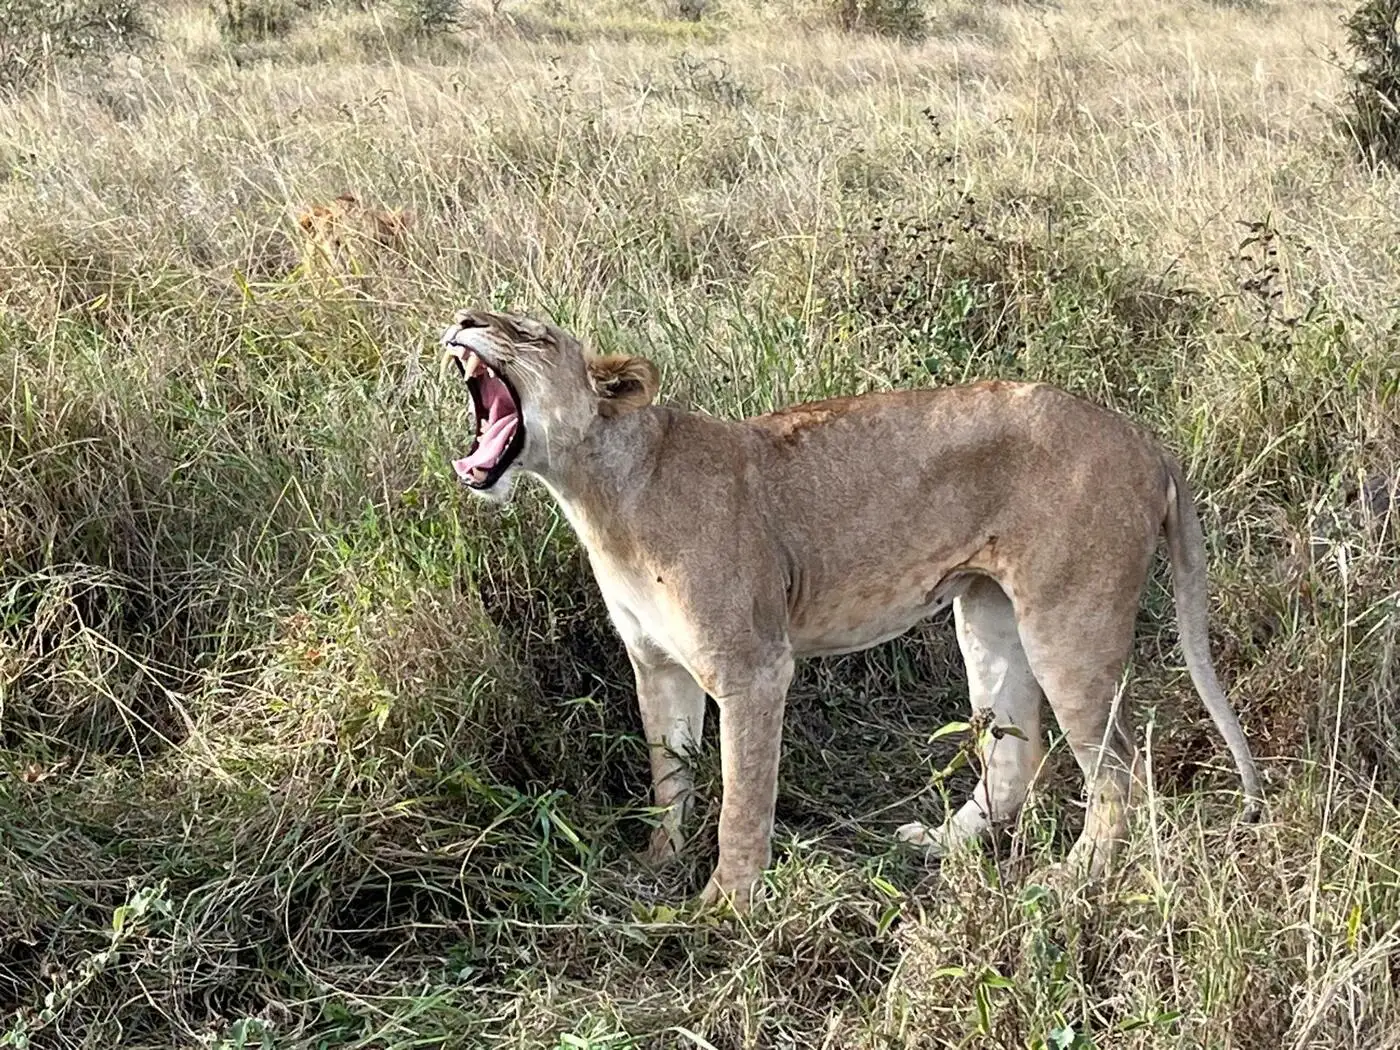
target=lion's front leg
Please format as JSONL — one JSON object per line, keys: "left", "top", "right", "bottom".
{"left": 629, "top": 648, "right": 708, "bottom": 866}
{"left": 698, "top": 651, "right": 795, "bottom": 911}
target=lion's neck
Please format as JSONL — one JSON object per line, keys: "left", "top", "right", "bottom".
{"left": 534, "top": 406, "right": 672, "bottom": 535}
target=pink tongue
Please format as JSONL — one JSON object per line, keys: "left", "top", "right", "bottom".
{"left": 453, "top": 417, "right": 518, "bottom": 477}
{"left": 453, "top": 374, "right": 520, "bottom": 479}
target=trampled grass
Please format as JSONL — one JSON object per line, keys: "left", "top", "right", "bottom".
{"left": 1, "top": 0, "right": 1398, "bottom": 1046}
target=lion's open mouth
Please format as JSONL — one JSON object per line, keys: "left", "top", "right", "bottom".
{"left": 451, "top": 353, "right": 525, "bottom": 489}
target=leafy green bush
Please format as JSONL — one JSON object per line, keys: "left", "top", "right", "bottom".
{"left": 0, "top": 0, "right": 151, "bottom": 92}
{"left": 831, "top": 0, "right": 926, "bottom": 41}
{"left": 1343, "top": 0, "right": 1400, "bottom": 165}
{"left": 212, "top": 0, "right": 304, "bottom": 43}
{"left": 390, "top": 0, "right": 462, "bottom": 34}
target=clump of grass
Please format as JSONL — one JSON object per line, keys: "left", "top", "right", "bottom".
{"left": 1342, "top": 0, "right": 1400, "bottom": 165}
{"left": 821, "top": 114, "right": 1208, "bottom": 420}
{"left": 0, "top": 0, "right": 151, "bottom": 92}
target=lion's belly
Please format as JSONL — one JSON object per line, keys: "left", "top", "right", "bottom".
{"left": 788, "top": 573, "right": 968, "bottom": 658}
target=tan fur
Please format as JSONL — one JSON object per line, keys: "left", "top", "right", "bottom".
{"left": 439, "top": 308, "right": 1263, "bottom": 912}
{"left": 294, "top": 193, "right": 413, "bottom": 280}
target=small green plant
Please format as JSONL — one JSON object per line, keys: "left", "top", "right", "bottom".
{"left": 0, "top": 0, "right": 151, "bottom": 92}
{"left": 1, "top": 882, "right": 171, "bottom": 1048}
{"left": 669, "top": 53, "right": 752, "bottom": 109}
{"left": 1342, "top": 0, "right": 1400, "bottom": 165}
{"left": 834, "top": 197, "right": 1018, "bottom": 380}
{"left": 208, "top": 1018, "right": 276, "bottom": 1050}
{"left": 831, "top": 0, "right": 926, "bottom": 41}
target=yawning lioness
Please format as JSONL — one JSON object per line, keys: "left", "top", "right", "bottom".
{"left": 439, "top": 308, "right": 1262, "bottom": 910}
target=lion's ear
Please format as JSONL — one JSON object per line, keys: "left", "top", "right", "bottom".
{"left": 587, "top": 354, "right": 660, "bottom": 417}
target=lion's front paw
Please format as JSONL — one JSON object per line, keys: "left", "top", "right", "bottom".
{"left": 696, "top": 867, "right": 763, "bottom": 914}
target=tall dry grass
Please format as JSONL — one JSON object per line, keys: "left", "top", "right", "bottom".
{"left": 1, "top": 0, "right": 1398, "bottom": 1046}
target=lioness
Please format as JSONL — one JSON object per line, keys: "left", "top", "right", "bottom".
{"left": 440, "top": 308, "right": 1263, "bottom": 910}
{"left": 295, "top": 192, "right": 412, "bottom": 280}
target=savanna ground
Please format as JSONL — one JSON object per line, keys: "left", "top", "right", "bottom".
{"left": 2, "top": 0, "right": 1399, "bottom": 1045}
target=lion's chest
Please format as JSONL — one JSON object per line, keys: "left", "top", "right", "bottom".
{"left": 587, "top": 554, "right": 703, "bottom": 665}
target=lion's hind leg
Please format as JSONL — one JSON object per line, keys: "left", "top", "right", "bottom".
{"left": 1014, "top": 591, "right": 1141, "bottom": 882}
{"left": 899, "top": 576, "right": 1045, "bottom": 854}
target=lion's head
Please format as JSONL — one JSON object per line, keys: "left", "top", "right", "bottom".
{"left": 295, "top": 193, "right": 413, "bottom": 278}
{"left": 439, "top": 309, "right": 660, "bottom": 500}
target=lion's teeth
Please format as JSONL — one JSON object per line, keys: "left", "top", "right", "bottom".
{"left": 448, "top": 327, "right": 506, "bottom": 361}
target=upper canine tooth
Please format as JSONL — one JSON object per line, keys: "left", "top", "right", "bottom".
{"left": 448, "top": 326, "right": 506, "bottom": 361}
{"left": 464, "top": 353, "right": 486, "bottom": 378}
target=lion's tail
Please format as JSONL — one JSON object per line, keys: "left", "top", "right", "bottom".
{"left": 1163, "top": 456, "right": 1264, "bottom": 822}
